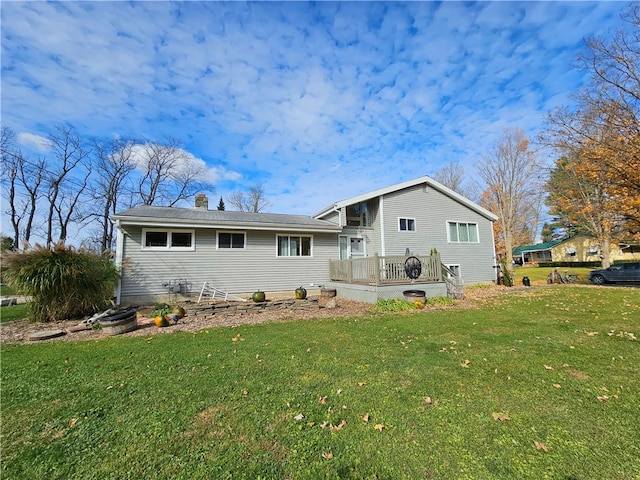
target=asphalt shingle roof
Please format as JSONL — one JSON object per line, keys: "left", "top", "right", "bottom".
{"left": 112, "top": 205, "right": 341, "bottom": 232}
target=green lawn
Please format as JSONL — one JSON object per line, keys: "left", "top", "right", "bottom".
{"left": 512, "top": 265, "right": 593, "bottom": 285}
{"left": 0, "top": 303, "right": 28, "bottom": 323}
{"left": 1, "top": 286, "right": 638, "bottom": 479}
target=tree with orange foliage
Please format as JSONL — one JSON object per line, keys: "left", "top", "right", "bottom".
{"left": 477, "top": 128, "right": 544, "bottom": 279}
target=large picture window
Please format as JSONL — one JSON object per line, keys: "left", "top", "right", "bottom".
{"left": 448, "top": 222, "right": 478, "bottom": 243}
{"left": 218, "top": 232, "right": 245, "bottom": 249}
{"left": 346, "top": 201, "right": 372, "bottom": 227}
{"left": 277, "top": 235, "right": 312, "bottom": 257}
{"left": 142, "top": 229, "right": 195, "bottom": 250}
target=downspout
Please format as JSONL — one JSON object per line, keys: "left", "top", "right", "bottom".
{"left": 379, "top": 195, "right": 386, "bottom": 256}
{"left": 114, "top": 220, "right": 124, "bottom": 305}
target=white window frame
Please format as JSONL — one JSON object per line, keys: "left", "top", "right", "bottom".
{"left": 217, "top": 231, "right": 246, "bottom": 250}
{"left": 447, "top": 221, "right": 479, "bottom": 243}
{"left": 276, "top": 234, "right": 313, "bottom": 257}
{"left": 398, "top": 217, "right": 416, "bottom": 232}
{"left": 142, "top": 228, "right": 195, "bottom": 251}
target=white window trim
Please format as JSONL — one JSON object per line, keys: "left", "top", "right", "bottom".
{"left": 142, "top": 228, "right": 195, "bottom": 251}
{"left": 398, "top": 217, "right": 416, "bottom": 232}
{"left": 276, "top": 234, "right": 314, "bottom": 258}
{"left": 217, "top": 231, "right": 247, "bottom": 250}
{"left": 447, "top": 221, "right": 479, "bottom": 243}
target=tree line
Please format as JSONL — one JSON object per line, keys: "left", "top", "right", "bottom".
{"left": 1, "top": 126, "right": 271, "bottom": 252}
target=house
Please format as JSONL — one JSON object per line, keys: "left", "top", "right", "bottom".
{"left": 112, "top": 176, "right": 499, "bottom": 305}
{"left": 513, "top": 234, "right": 640, "bottom": 265}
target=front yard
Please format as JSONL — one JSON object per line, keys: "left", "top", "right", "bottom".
{"left": 1, "top": 285, "right": 638, "bottom": 479}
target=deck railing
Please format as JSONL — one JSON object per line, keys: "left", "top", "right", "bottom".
{"left": 329, "top": 253, "right": 444, "bottom": 285}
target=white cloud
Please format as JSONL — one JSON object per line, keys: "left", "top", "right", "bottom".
{"left": 16, "top": 132, "right": 52, "bottom": 152}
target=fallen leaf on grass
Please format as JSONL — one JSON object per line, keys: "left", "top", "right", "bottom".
{"left": 533, "top": 440, "right": 549, "bottom": 452}
{"left": 492, "top": 412, "right": 511, "bottom": 421}
{"left": 362, "top": 413, "right": 370, "bottom": 422}
{"left": 330, "top": 420, "right": 346, "bottom": 431}
{"left": 357, "top": 381, "right": 367, "bottom": 387}
{"left": 601, "top": 386, "right": 609, "bottom": 392}
{"left": 322, "top": 452, "right": 333, "bottom": 459}
{"left": 69, "top": 418, "right": 78, "bottom": 428}
{"left": 585, "top": 331, "right": 598, "bottom": 337}
{"left": 242, "top": 389, "right": 249, "bottom": 396}
{"left": 543, "top": 365, "right": 554, "bottom": 370}
{"left": 294, "top": 413, "right": 304, "bottom": 421}
{"left": 320, "top": 421, "right": 328, "bottom": 429}
{"left": 460, "top": 359, "right": 471, "bottom": 368}
{"left": 374, "top": 424, "right": 388, "bottom": 431}
{"left": 318, "top": 396, "right": 327, "bottom": 404}
{"left": 552, "top": 384, "right": 562, "bottom": 389}
{"left": 597, "top": 395, "right": 609, "bottom": 402}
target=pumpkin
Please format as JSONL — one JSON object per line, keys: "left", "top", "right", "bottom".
{"left": 252, "top": 290, "right": 266, "bottom": 303}
{"left": 154, "top": 315, "right": 170, "bottom": 327}
{"left": 171, "top": 306, "right": 186, "bottom": 318}
{"left": 295, "top": 286, "right": 307, "bottom": 300}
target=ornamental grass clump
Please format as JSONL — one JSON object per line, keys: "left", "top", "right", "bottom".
{"left": 2, "top": 243, "right": 119, "bottom": 322}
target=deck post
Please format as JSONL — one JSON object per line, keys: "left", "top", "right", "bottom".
{"left": 373, "top": 253, "right": 380, "bottom": 285}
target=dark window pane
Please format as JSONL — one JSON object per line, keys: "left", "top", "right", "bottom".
{"left": 231, "top": 233, "right": 245, "bottom": 249}
{"left": 171, "top": 232, "right": 192, "bottom": 247}
{"left": 219, "top": 233, "right": 231, "bottom": 248}
{"left": 146, "top": 231, "right": 167, "bottom": 247}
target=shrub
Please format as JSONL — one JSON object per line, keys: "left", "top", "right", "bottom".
{"left": 426, "top": 296, "right": 456, "bottom": 306}
{"left": 2, "top": 243, "right": 119, "bottom": 322}
{"left": 373, "top": 299, "right": 419, "bottom": 312}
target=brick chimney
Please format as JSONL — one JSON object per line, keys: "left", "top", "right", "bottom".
{"left": 195, "top": 193, "right": 209, "bottom": 210}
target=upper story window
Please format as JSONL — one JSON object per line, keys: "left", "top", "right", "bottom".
{"left": 277, "top": 235, "right": 312, "bottom": 257}
{"left": 398, "top": 217, "right": 416, "bottom": 232}
{"left": 346, "top": 201, "right": 372, "bottom": 227}
{"left": 142, "top": 229, "right": 195, "bottom": 251}
{"left": 218, "top": 232, "right": 245, "bottom": 250}
{"left": 448, "top": 222, "right": 478, "bottom": 243}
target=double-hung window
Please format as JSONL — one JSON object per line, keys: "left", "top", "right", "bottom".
{"left": 142, "top": 229, "right": 195, "bottom": 250}
{"left": 277, "top": 235, "right": 312, "bottom": 257}
{"left": 218, "top": 232, "right": 245, "bottom": 250}
{"left": 448, "top": 222, "right": 478, "bottom": 243}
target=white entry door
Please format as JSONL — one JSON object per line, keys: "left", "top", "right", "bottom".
{"left": 339, "top": 236, "right": 365, "bottom": 259}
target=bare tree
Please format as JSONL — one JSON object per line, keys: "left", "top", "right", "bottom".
{"left": 228, "top": 184, "right": 272, "bottom": 213}
{"left": 476, "top": 128, "right": 544, "bottom": 276}
{"left": 1, "top": 125, "right": 46, "bottom": 248}
{"left": 134, "top": 138, "right": 209, "bottom": 207}
{"left": 44, "top": 125, "right": 92, "bottom": 245}
{"left": 432, "top": 162, "right": 479, "bottom": 201}
{"left": 90, "top": 137, "right": 137, "bottom": 251}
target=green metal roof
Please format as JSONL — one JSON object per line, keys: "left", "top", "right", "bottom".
{"left": 512, "top": 240, "right": 562, "bottom": 255}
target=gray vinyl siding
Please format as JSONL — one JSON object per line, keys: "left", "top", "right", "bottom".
{"left": 380, "top": 184, "right": 496, "bottom": 283}
{"left": 119, "top": 226, "right": 337, "bottom": 301}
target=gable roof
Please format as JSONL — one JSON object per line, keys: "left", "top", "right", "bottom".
{"left": 112, "top": 205, "right": 342, "bottom": 233}
{"left": 313, "top": 175, "right": 499, "bottom": 221}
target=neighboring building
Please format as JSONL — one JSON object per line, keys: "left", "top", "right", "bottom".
{"left": 112, "top": 176, "right": 499, "bottom": 305}
{"left": 513, "top": 234, "right": 640, "bottom": 265}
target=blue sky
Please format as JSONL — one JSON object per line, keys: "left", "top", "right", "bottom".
{"left": 1, "top": 1, "right": 630, "bottom": 219}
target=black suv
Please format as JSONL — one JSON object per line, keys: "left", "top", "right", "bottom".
{"left": 589, "top": 262, "right": 640, "bottom": 285}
